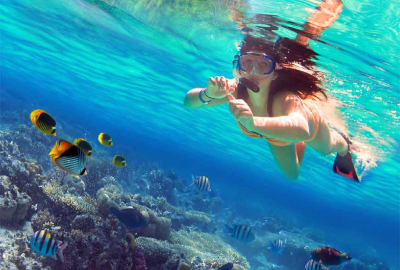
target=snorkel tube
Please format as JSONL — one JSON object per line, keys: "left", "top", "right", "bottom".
{"left": 239, "top": 77, "right": 260, "bottom": 93}
{"left": 232, "top": 61, "right": 260, "bottom": 93}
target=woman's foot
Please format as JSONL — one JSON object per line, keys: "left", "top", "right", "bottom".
{"left": 333, "top": 132, "right": 360, "bottom": 182}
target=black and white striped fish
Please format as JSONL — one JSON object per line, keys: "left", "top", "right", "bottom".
{"left": 49, "top": 140, "right": 87, "bottom": 175}
{"left": 305, "top": 259, "right": 328, "bottom": 270}
{"left": 269, "top": 239, "right": 285, "bottom": 255}
{"left": 224, "top": 224, "right": 255, "bottom": 242}
{"left": 191, "top": 175, "right": 211, "bottom": 193}
{"left": 30, "top": 230, "right": 67, "bottom": 262}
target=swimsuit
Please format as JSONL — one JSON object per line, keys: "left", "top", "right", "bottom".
{"left": 237, "top": 98, "right": 321, "bottom": 146}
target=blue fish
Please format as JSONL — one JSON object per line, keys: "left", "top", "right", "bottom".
{"left": 218, "top": 263, "right": 234, "bottom": 270}
{"left": 224, "top": 224, "right": 255, "bottom": 242}
{"left": 30, "top": 230, "right": 67, "bottom": 262}
{"left": 110, "top": 206, "right": 147, "bottom": 228}
{"left": 269, "top": 239, "right": 285, "bottom": 255}
{"left": 305, "top": 259, "right": 328, "bottom": 270}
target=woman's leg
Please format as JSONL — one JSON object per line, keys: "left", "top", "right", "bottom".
{"left": 269, "top": 142, "right": 306, "bottom": 180}
{"left": 306, "top": 118, "right": 348, "bottom": 156}
{"left": 296, "top": 141, "right": 306, "bottom": 164}
{"left": 307, "top": 117, "right": 360, "bottom": 182}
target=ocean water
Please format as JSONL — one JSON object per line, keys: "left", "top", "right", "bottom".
{"left": 1, "top": 0, "right": 399, "bottom": 268}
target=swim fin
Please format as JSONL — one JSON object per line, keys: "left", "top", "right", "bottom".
{"left": 332, "top": 132, "right": 360, "bottom": 182}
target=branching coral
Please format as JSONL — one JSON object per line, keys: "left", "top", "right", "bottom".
{"left": 42, "top": 221, "right": 55, "bottom": 229}
{"left": 43, "top": 181, "right": 95, "bottom": 214}
{"left": 136, "top": 230, "right": 249, "bottom": 269}
{"left": 184, "top": 210, "right": 210, "bottom": 224}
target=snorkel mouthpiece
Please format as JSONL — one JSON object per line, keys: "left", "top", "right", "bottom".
{"left": 239, "top": 77, "right": 260, "bottom": 93}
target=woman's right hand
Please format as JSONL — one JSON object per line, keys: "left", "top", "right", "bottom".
{"left": 205, "top": 76, "right": 237, "bottom": 99}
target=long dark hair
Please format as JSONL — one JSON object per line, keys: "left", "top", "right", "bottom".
{"left": 236, "top": 35, "right": 327, "bottom": 116}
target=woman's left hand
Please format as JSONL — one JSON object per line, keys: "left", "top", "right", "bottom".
{"left": 227, "top": 94, "right": 254, "bottom": 129}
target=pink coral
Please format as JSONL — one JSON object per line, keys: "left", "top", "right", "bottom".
{"left": 131, "top": 249, "right": 147, "bottom": 270}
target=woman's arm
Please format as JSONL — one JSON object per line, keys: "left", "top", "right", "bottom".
{"left": 228, "top": 93, "right": 315, "bottom": 143}
{"left": 183, "top": 77, "right": 237, "bottom": 109}
{"left": 252, "top": 114, "right": 311, "bottom": 142}
{"left": 252, "top": 94, "right": 315, "bottom": 142}
{"left": 183, "top": 88, "right": 230, "bottom": 109}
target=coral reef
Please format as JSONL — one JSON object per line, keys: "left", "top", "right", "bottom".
{"left": 131, "top": 248, "right": 147, "bottom": 270}
{"left": 136, "top": 230, "right": 249, "bottom": 269}
{"left": 136, "top": 209, "right": 172, "bottom": 240}
{"left": 0, "top": 176, "right": 32, "bottom": 224}
{"left": 31, "top": 210, "right": 58, "bottom": 232}
{"left": 43, "top": 180, "right": 96, "bottom": 214}
{"left": 0, "top": 119, "right": 393, "bottom": 270}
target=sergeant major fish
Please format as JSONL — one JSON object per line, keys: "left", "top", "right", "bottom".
{"left": 30, "top": 230, "right": 67, "bottom": 262}
{"left": 30, "top": 109, "right": 57, "bottom": 136}
{"left": 268, "top": 239, "right": 285, "bottom": 255}
{"left": 98, "top": 132, "right": 113, "bottom": 147}
{"left": 191, "top": 175, "right": 211, "bottom": 193}
{"left": 224, "top": 224, "right": 255, "bottom": 242}
{"left": 49, "top": 140, "right": 87, "bottom": 175}
{"left": 73, "top": 138, "right": 93, "bottom": 157}
{"left": 305, "top": 260, "right": 327, "bottom": 270}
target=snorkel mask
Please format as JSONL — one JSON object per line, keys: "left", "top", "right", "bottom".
{"left": 233, "top": 35, "right": 282, "bottom": 93}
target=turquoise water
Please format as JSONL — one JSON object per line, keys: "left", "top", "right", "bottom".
{"left": 1, "top": 0, "right": 399, "bottom": 268}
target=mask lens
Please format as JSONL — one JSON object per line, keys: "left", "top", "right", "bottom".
{"left": 239, "top": 54, "right": 274, "bottom": 75}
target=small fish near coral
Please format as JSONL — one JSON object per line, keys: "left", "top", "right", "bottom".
{"left": 109, "top": 206, "right": 147, "bottom": 228}
{"left": 30, "top": 109, "right": 57, "bottom": 136}
{"left": 73, "top": 138, "right": 93, "bottom": 157}
{"left": 98, "top": 132, "right": 113, "bottom": 147}
{"left": 223, "top": 224, "right": 255, "bottom": 242}
{"left": 311, "top": 247, "right": 352, "bottom": 266}
{"left": 30, "top": 230, "right": 67, "bottom": 263}
{"left": 191, "top": 175, "right": 211, "bottom": 193}
{"left": 268, "top": 239, "right": 285, "bottom": 255}
{"left": 49, "top": 140, "right": 87, "bottom": 176}
{"left": 126, "top": 233, "right": 136, "bottom": 251}
{"left": 112, "top": 155, "right": 126, "bottom": 168}
{"left": 219, "top": 263, "right": 234, "bottom": 270}
{"left": 305, "top": 259, "right": 328, "bottom": 270}
{"left": 218, "top": 262, "right": 246, "bottom": 270}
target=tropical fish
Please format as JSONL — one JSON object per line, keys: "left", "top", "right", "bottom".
{"left": 109, "top": 206, "right": 147, "bottom": 228}
{"left": 268, "top": 239, "right": 285, "bottom": 255}
{"left": 191, "top": 175, "right": 211, "bottom": 193}
{"left": 218, "top": 263, "right": 233, "bottom": 270}
{"left": 218, "top": 263, "right": 246, "bottom": 270}
{"left": 218, "top": 263, "right": 234, "bottom": 270}
{"left": 112, "top": 155, "right": 126, "bottom": 168}
{"left": 98, "top": 132, "right": 113, "bottom": 147}
{"left": 73, "top": 138, "right": 92, "bottom": 157}
{"left": 311, "top": 247, "right": 352, "bottom": 266}
{"left": 30, "top": 230, "right": 67, "bottom": 262}
{"left": 305, "top": 260, "right": 327, "bottom": 270}
{"left": 223, "top": 224, "right": 255, "bottom": 242}
{"left": 30, "top": 109, "right": 56, "bottom": 136}
{"left": 49, "top": 140, "right": 87, "bottom": 175}
{"left": 126, "top": 233, "right": 136, "bottom": 251}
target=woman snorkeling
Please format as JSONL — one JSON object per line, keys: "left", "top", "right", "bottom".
{"left": 184, "top": 1, "right": 359, "bottom": 182}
